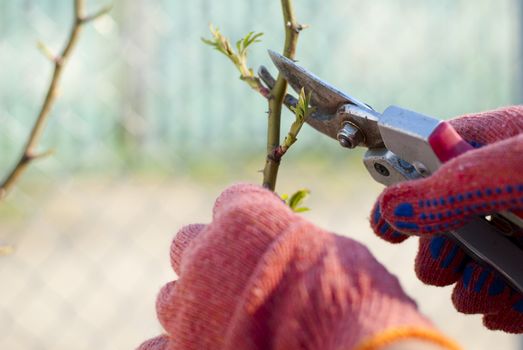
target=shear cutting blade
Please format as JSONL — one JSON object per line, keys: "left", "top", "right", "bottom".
{"left": 268, "top": 50, "right": 371, "bottom": 114}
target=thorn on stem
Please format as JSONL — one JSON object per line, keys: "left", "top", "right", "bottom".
{"left": 33, "top": 149, "right": 54, "bottom": 159}
{"left": 296, "top": 23, "right": 309, "bottom": 31}
{"left": 37, "top": 41, "right": 58, "bottom": 62}
{"left": 286, "top": 21, "right": 308, "bottom": 33}
{"left": 24, "top": 149, "right": 54, "bottom": 163}
{"left": 32, "top": 149, "right": 55, "bottom": 160}
{"left": 79, "top": 4, "right": 112, "bottom": 24}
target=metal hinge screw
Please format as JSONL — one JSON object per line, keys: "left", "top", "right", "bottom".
{"left": 337, "top": 122, "right": 364, "bottom": 149}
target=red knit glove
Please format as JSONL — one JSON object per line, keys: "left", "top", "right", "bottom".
{"left": 370, "top": 106, "right": 523, "bottom": 333}
{"left": 138, "top": 184, "right": 460, "bottom": 350}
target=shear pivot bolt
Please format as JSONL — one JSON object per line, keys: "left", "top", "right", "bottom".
{"left": 337, "top": 122, "right": 363, "bottom": 149}
{"left": 374, "top": 162, "right": 390, "bottom": 177}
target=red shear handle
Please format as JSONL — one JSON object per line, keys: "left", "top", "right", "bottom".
{"left": 428, "top": 121, "right": 474, "bottom": 162}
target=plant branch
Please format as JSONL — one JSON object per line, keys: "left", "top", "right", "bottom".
{"left": 80, "top": 4, "right": 112, "bottom": 24}
{"left": 202, "top": 1, "right": 307, "bottom": 192}
{"left": 202, "top": 26, "right": 270, "bottom": 98}
{"left": 269, "top": 88, "right": 314, "bottom": 162}
{"left": 0, "top": 0, "right": 109, "bottom": 200}
{"left": 262, "top": 0, "right": 305, "bottom": 191}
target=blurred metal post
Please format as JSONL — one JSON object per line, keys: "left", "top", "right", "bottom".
{"left": 118, "top": 0, "right": 150, "bottom": 165}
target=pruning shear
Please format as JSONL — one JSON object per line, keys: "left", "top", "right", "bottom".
{"left": 262, "top": 50, "right": 523, "bottom": 294}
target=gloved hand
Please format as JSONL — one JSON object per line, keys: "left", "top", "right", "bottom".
{"left": 371, "top": 106, "right": 523, "bottom": 333}
{"left": 138, "top": 184, "right": 460, "bottom": 350}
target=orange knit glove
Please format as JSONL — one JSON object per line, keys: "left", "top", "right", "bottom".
{"left": 138, "top": 184, "right": 460, "bottom": 350}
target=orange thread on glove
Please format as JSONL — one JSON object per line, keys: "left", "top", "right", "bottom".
{"left": 354, "top": 327, "right": 462, "bottom": 350}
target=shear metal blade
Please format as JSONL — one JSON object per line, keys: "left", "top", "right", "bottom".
{"left": 268, "top": 50, "right": 371, "bottom": 114}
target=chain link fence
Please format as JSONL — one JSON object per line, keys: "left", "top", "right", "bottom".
{"left": 0, "top": 0, "right": 522, "bottom": 348}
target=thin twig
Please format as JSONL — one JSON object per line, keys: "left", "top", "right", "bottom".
{"left": 80, "top": 4, "right": 112, "bottom": 24}
{"left": 269, "top": 88, "right": 314, "bottom": 162}
{"left": 0, "top": 0, "right": 110, "bottom": 200}
{"left": 262, "top": 0, "right": 305, "bottom": 191}
{"left": 202, "top": 27, "right": 271, "bottom": 99}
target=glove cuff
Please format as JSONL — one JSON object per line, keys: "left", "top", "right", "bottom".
{"left": 353, "top": 327, "right": 462, "bottom": 350}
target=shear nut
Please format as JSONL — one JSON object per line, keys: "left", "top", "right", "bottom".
{"left": 337, "top": 122, "right": 363, "bottom": 149}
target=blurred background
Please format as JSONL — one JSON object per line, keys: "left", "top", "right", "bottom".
{"left": 0, "top": 0, "right": 522, "bottom": 349}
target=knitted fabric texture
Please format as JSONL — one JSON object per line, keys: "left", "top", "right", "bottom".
{"left": 370, "top": 106, "right": 523, "bottom": 333}
{"left": 138, "top": 184, "right": 456, "bottom": 350}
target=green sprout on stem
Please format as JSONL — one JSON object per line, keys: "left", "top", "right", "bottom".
{"left": 202, "top": 25, "right": 264, "bottom": 92}
{"left": 283, "top": 88, "right": 315, "bottom": 151}
{"left": 271, "top": 87, "right": 316, "bottom": 162}
{"left": 281, "top": 189, "right": 310, "bottom": 213}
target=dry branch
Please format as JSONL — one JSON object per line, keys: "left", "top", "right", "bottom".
{"left": 0, "top": 0, "right": 110, "bottom": 200}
